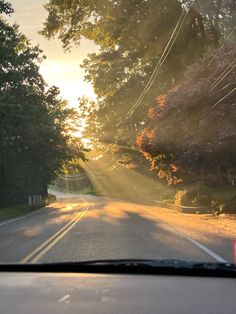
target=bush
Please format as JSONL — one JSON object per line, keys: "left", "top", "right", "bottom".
{"left": 211, "top": 197, "right": 236, "bottom": 214}
{"left": 175, "top": 187, "right": 212, "bottom": 207}
{"left": 210, "top": 200, "right": 225, "bottom": 214}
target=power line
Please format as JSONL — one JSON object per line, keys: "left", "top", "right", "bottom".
{"left": 207, "top": 26, "right": 236, "bottom": 68}
{"left": 126, "top": 0, "right": 195, "bottom": 119}
{"left": 126, "top": 9, "right": 186, "bottom": 117}
{"left": 209, "top": 58, "right": 236, "bottom": 92}
{"left": 207, "top": 87, "right": 236, "bottom": 112}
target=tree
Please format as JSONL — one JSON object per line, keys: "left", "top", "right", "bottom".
{"left": 77, "top": 96, "right": 101, "bottom": 147}
{"left": 0, "top": 0, "right": 13, "bottom": 15}
{"left": 0, "top": 6, "right": 85, "bottom": 207}
{"left": 42, "top": 0, "right": 235, "bottom": 152}
{"left": 136, "top": 43, "right": 236, "bottom": 186}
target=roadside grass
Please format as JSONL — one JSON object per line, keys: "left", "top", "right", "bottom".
{"left": 0, "top": 205, "right": 33, "bottom": 221}
{"left": 0, "top": 193, "right": 57, "bottom": 221}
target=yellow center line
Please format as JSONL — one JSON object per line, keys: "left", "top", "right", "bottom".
{"left": 21, "top": 199, "right": 89, "bottom": 264}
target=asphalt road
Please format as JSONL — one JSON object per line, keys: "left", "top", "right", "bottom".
{"left": 0, "top": 192, "right": 234, "bottom": 264}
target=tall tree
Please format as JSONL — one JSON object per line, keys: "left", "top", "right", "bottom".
{"left": 40, "top": 0, "right": 236, "bottom": 183}
{"left": 0, "top": 5, "right": 85, "bottom": 207}
{"left": 136, "top": 43, "right": 236, "bottom": 185}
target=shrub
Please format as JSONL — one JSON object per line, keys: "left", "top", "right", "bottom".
{"left": 175, "top": 186, "right": 212, "bottom": 207}
{"left": 210, "top": 200, "right": 225, "bottom": 214}
{"left": 223, "top": 198, "right": 236, "bottom": 214}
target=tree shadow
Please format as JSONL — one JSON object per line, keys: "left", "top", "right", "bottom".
{"left": 41, "top": 200, "right": 232, "bottom": 263}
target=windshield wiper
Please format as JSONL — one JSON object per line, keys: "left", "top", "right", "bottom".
{"left": 0, "top": 259, "right": 235, "bottom": 277}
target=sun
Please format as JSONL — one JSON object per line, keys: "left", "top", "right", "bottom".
{"left": 40, "top": 59, "right": 96, "bottom": 109}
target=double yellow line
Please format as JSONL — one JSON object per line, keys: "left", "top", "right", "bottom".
{"left": 21, "top": 199, "right": 89, "bottom": 264}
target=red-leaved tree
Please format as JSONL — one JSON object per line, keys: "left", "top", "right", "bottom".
{"left": 136, "top": 43, "right": 236, "bottom": 186}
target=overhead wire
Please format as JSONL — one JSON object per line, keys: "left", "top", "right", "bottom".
{"left": 209, "top": 58, "right": 236, "bottom": 92}
{"left": 206, "top": 26, "right": 236, "bottom": 68}
{"left": 126, "top": 0, "right": 195, "bottom": 119}
{"left": 204, "top": 27, "right": 236, "bottom": 112}
{"left": 126, "top": 9, "right": 186, "bottom": 117}
{"left": 207, "top": 87, "right": 236, "bottom": 112}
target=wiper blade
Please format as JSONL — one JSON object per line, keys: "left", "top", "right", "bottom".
{"left": 75, "top": 259, "right": 193, "bottom": 268}
{"left": 0, "top": 259, "right": 235, "bottom": 277}
{"left": 76, "top": 259, "right": 236, "bottom": 273}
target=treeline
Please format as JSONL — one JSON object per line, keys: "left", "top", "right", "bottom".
{"left": 41, "top": 0, "right": 236, "bottom": 208}
{"left": 0, "top": 1, "right": 85, "bottom": 208}
{"left": 41, "top": 0, "right": 235, "bottom": 148}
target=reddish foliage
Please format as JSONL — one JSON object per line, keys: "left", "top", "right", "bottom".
{"left": 156, "top": 95, "right": 167, "bottom": 108}
{"left": 148, "top": 107, "right": 158, "bottom": 119}
{"left": 137, "top": 43, "right": 236, "bottom": 185}
{"left": 136, "top": 129, "right": 157, "bottom": 160}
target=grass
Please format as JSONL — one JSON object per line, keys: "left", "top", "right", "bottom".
{"left": 0, "top": 193, "right": 57, "bottom": 221}
{"left": 0, "top": 204, "right": 34, "bottom": 221}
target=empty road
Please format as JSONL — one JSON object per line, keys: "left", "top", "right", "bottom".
{"left": 0, "top": 192, "right": 235, "bottom": 264}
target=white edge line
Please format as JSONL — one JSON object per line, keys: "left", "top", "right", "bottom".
{"left": 175, "top": 230, "right": 227, "bottom": 263}
{"left": 0, "top": 210, "right": 42, "bottom": 227}
{"left": 144, "top": 209, "right": 228, "bottom": 263}
{"left": 2, "top": 199, "right": 228, "bottom": 263}
{"left": 0, "top": 195, "right": 83, "bottom": 227}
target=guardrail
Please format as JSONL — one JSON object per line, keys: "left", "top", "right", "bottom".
{"left": 155, "top": 200, "right": 210, "bottom": 214}
{"left": 28, "top": 195, "right": 44, "bottom": 207}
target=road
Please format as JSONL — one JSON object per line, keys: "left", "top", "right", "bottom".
{"left": 0, "top": 191, "right": 235, "bottom": 264}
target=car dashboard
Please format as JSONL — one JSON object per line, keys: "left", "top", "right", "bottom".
{"left": 0, "top": 271, "right": 235, "bottom": 314}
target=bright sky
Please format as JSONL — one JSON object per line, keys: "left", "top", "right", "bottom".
{"left": 8, "top": 0, "right": 98, "bottom": 108}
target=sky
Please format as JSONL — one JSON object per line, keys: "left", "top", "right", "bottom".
{"left": 8, "top": 0, "right": 98, "bottom": 108}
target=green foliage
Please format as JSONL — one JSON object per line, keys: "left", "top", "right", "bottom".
{"left": 210, "top": 186, "right": 236, "bottom": 214}
{"left": 41, "top": 0, "right": 236, "bottom": 205}
{"left": 42, "top": 0, "right": 235, "bottom": 151}
{"left": 0, "top": 0, "right": 13, "bottom": 15}
{"left": 174, "top": 185, "right": 236, "bottom": 213}
{"left": 0, "top": 204, "right": 33, "bottom": 221}
{"left": 210, "top": 200, "right": 225, "bottom": 214}
{"left": 77, "top": 96, "right": 102, "bottom": 148}
{"left": 0, "top": 9, "right": 85, "bottom": 208}
{"left": 0, "top": 193, "right": 56, "bottom": 221}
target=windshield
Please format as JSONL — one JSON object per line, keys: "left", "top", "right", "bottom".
{"left": 0, "top": 0, "right": 235, "bottom": 266}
